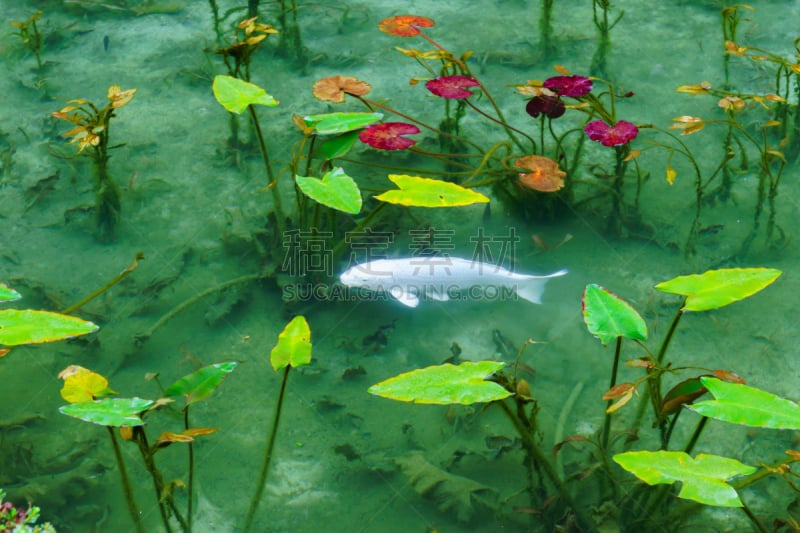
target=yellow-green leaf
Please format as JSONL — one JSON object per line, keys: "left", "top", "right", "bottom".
{"left": 368, "top": 361, "right": 510, "bottom": 405}
{"left": 614, "top": 451, "right": 755, "bottom": 507}
{"left": 213, "top": 75, "right": 278, "bottom": 114}
{"left": 0, "top": 283, "right": 21, "bottom": 303}
{"left": 655, "top": 268, "right": 781, "bottom": 312}
{"left": 0, "top": 309, "right": 98, "bottom": 346}
{"left": 270, "top": 316, "right": 312, "bottom": 371}
{"left": 61, "top": 368, "right": 116, "bottom": 403}
{"left": 374, "top": 175, "right": 489, "bottom": 207}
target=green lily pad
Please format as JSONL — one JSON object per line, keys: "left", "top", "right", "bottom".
{"left": 213, "top": 75, "right": 278, "bottom": 114}
{"left": 295, "top": 167, "right": 362, "bottom": 214}
{"left": 614, "top": 450, "right": 756, "bottom": 507}
{"left": 582, "top": 284, "right": 647, "bottom": 345}
{"left": 374, "top": 174, "right": 489, "bottom": 208}
{"left": 165, "top": 362, "right": 238, "bottom": 407}
{"left": 368, "top": 361, "right": 511, "bottom": 405}
{"left": 60, "top": 397, "right": 155, "bottom": 427}
{"left": 0, "top": 309, "right": 98, "bottom": 346}
{"left": 655, "top": 268, "right": 781, "bottom": 312}
{"left": 0, "top": 283, "right": 21, "bottom": 303}
{"left": 303, "top": 112, "right": 382, "bottom": 135}
{"left": 689, "top": 377, "right": 800, "bottom": 430}
{"left": 318, "top": 131, "right": 360, "bottom": 160}
{"left": 270, "top": 316, "right": 312, "bottom": 371}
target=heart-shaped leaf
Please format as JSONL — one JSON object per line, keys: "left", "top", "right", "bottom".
{"left": 295, "top": 167, "right": 362, "bottom": 214}
{"left": 369, "top": 361, "right": 511, "bottom": 405}
{"left": 374, "top": 174, "right": 489, "bottom": 207}
{"left": 0, "top": 309, "right": 98, "bottom": 346}
{"left": 270, "top": 316, "right": 311, "bottom": 371}
{"left": 582, "top": 284, "right": 647, "bottom": 345}
{"left": 689, "top": 377, "right": 800, "bottom": 430}
{"left": 0, "top": 283, "right": 21, "bottom": 303}
{"left": 60, "top": 397, "right": 155, "bottom": 427}
{"left": 614, "top": 450, "right": 756, "bottom": 507}
{"left": 165, "top": 362, "right": 238, "bottom": 407}
{"left": 655, "top": 268, "right": 781, "bottom": 312}
{"left": 303, "top": 112, "right": 383, "bottom": 135}
{"left": 213, "top": 75, "right": 278, "bottom": 114}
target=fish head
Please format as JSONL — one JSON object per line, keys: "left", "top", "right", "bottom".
{"left": 339, "top": 265, "right": 377, "bottom": 289}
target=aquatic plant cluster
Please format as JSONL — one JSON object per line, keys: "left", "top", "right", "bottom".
{"left": 3, "top": 1, "right": 800, "bottom": 531}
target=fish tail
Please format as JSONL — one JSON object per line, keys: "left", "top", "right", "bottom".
{"left": 515, "top": 270, "right": 567, "bottom": 304}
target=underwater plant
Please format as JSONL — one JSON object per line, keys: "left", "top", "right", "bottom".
{"left": 368, "top": 267, "right": 789, "bottom": 530}
{"left": 10, "top": 11, "right": 45, "bottom": 88}
{"left": 51, "top": 85, "right": 137, "bottom": 242}
{"left": 0, "top": 488, "right": 55, "bottom": 533}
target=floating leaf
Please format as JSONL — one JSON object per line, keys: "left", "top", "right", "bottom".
{"left": 582, "top": 284, "right": 647, "bottom": 345}
{"left": 689, "top": 377, "right": 800, "bottom": 430}
{"left": 0, "top": 284, "right": 21, "bottom": 303}
{"left": 374, "top": 174, "right": 489, "bottom": 208}
{"left": 60, "top": 397, "right": 155, "bottom": 427}
{"left": 303, "top": 112, "right": 383, "bottom": 135}
{"left": 61, "top": 367, "right": 116, "bottom": 403}
{"left": 318, "top": 131, "right": 360, "bottom": 160}
{"left": 295, "top": 167, "right": 362, "bottom": 214}
{"left": 614, "top": 450, "right": 755, "bottom": 507}
{"left": 378, "top": 15, "right": 435, "bottom": 37}
{"left": 359, "top": 122, "right": 420, "bottom": 150}
{"left": 164, "top": 362, "right": 238, "bottom": 407}
{"left": 655, "top": 268, "right": 781, "bottom": 312}
{"left": 270, "top": 316, "right": 312, "bottom": 371}
{"left": 368, "top": 361, "right": 510, "bottom": 405}
{"left": 213, "top": 75, "right": 278, "bottom": 114}
{"left": 0, "top": 309, "right": 98, "bottom": 346}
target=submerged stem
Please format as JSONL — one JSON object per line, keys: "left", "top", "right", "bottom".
{"left": 243, "top": 365, "right": 292, "bottom": 532}
{"left": 108, "top": 427, "right": 146, "bottom": 533}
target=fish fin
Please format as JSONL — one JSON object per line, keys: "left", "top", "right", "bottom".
{"left": 390, "top": 286, "right": 419, "bottom": 308}
{"left": 426, "top": 287, "right": 450, "bottom": 302}
{"left": 515, "top": 269, "right": 568, "bottom": 304}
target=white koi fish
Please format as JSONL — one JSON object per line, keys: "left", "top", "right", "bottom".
{"left": 339, "top": 256, "right": 567, "bottom": 308}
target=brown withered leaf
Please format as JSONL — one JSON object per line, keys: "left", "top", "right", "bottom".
{"left": 713, "top": 370, "right": 745, "bottom": 384}
{"left": 312, "top": 76, "right": 371, "bottom": 103}
{"left": 602, "top": 383, "right": 636, "bottom": 400}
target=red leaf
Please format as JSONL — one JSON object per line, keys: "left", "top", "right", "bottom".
{"left": 358, "top": 122, "right": 420, "bottom": 150}
{"left": 425, "top": 75, "right": 480, "bottom": 99}
{"left": 378, "top": 15, "right": 434, "bottom": 37}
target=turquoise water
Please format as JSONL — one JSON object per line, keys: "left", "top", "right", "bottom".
{"left": 2, "top": 0, "right": 800, "bottom": 531}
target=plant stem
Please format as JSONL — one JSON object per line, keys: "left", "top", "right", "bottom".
{"left": 682, "top": 416, "right": 708, "bottom": 455}
{"left": 185, "top": 408, "right": 194, "bottom": 533}
{"left": 247, "top": 104, "right": 286, "bottom": 237}
{"left": 601, "top": 337, "right": 623, "bottom": 450}
{"left": 243, "top": 365, "right": 292, "bottom": 532}
{"left": 133, "top": 428, "right": 176, "bottom": 533}
{"left": 497, "top": 401, "right": 595, "bottom": 531}
{"left": 108, "top": 427, "right": 146, "bottom": 533}
{"left": 62, "top": 252, "right": 144, "bottom": 314}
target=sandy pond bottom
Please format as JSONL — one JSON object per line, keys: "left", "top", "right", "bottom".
{"left": 2, "top": 0, "right": 800, "bottom": 531}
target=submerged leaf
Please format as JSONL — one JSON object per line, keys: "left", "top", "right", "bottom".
{"left": 396, "top": 452, "right": 497, "bottom": 522}
{"left": 0, "top": 309, "right": 98, "bottom": 346}
{"left": 164, "top": 362, "right": 238, "bottom": 407}
{"left": 614, "top": 450, "right": 755, "bottom": 507}
{"left": 655, "top": 268, "right": 781, "bottom": 312}
{"left": 368, "top": 361, "right": 510, "bottom": 405}
{"left": 374, "top": 174, "right": 489, "bottom": 207}
{"left": 295, "top": 167, "right": 362, "bottom": 214}
{"left": 270, "top": 316, "right": 312, "bottom": 371}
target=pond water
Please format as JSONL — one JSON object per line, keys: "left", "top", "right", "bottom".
{"left": 2, "top": 0, "right": 800, "bottom": 531}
